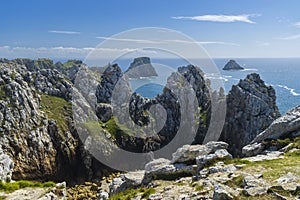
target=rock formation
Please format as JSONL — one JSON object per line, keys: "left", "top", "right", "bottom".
{"left": 223, "top": 60, "right": 244, "bottom": 70}
{"left": 125, "top": 57, "right": 158, "bottom": 79}
{"left": 252, "top": 105, "right": 300, "bottom": 143}
{"left": 0, "top": 59, "right": 111, "bottom": 184}
{"left": 220, "top": 73, "right": 281, "bottom": 156}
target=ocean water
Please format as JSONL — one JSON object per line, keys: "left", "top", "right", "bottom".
{"left": 114, "top": 58, "right": 300, "bottom": 115}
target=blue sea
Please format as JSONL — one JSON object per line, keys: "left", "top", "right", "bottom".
{"left": 113, "top": 58, "right": 300, "bottom": 115}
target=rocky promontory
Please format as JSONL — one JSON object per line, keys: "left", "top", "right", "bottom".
{"left": 0, "top": 57, "right": 299, "bottom": 199}
{"left": 125, "top": 57, "right": 158, "bottom": 79}
{"left": 223, "top": 59, "right": 244, "bottom": 70}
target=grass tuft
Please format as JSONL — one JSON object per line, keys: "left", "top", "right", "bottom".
{"left": 0, "top": 180, "right": 56, "bottom": 193}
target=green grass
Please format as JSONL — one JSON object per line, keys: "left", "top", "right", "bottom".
{"left": 224, "top": 158, "right": 252, "bottom": 165}
{"left": 82, "top": 121, "right": 102, "bottom": 137}
{"left": 227, "top": 150, "right": 300, "bottom": 182}
{"left": 226, "top": 175, "right": 245, "bottom": 188}
{"left": 109, "top": 188, "right": 139, "bottom": 200}
{"left": 10, "top": 72, "right": 16, "bottom": 80}
{"left": 109, "top": 187, "right": 156, "bottom": 200}
{"left": 40, "top": 94, "right": 72, "bottom": 132}
{"left": 141, "top": 188, "right": 155, "bottom": 199}
{"left": 195, "top": 185, "right": 204, "bottom": 191}
{"left": 62, "top": 60, "right": 81, "bottom": 68}
{"left": 189, "top": 181, "right": 204, "bottom": 191}
{"left": 0, "top": 180, "right": 56, "bottom": 193}
{"left": 34, "top": 59, "right": 53, "bottom": 69}
{"left": 0, "top": 85, "right": 6, "bottom": 100}
{"left": 83, "top": 117, "right": 134, "bottom": 140}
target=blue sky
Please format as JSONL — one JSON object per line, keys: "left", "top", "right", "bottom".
{"left": 1, "top": 0, "right": 300, "bottom": 59}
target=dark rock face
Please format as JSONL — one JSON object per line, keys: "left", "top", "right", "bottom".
{"left": 125, "top": 57, "right": 158, "bottom": 79}
{"left": 220, "top": 73, "right": 281, "bottom": 156}
{"left": 251, "top": 105, "right": 300, "bottom": 143}
{"left": 96, "top": 64, "right": 123, "bottom": 103}
{"left": 223, "top": 60, "right": 244, "bottom": 70}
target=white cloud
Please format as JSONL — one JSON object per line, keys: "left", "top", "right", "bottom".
{"left": 277, "top": 34, "right": 300, "bottom": 40}
{"left": 256, "top": 42, "right": 270, "bottom": 46}
{"left": 293, "top": 22, "right": 300, "bottom": 28}
{"left": 48, "top": 30, "right": 81, "bottom": 35}
{"left": 165, "top": 39, "right": 240, "bottom": 46}
{"left": 96, "top": 36, "right": 162, "bottom": 44}
{"left": 96, "top": 36, "right": 239, "bottom": 46}
{"left": 171, "top": 14, "right": 260, "bottom": 24}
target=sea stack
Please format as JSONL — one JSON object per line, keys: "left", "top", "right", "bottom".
{"left": 223, "top": 59, "right": 244, "bottom": 70}
{"left": 125, "top": 57, "right": 158, "bottom": 78}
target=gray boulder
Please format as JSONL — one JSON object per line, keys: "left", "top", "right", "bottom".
{"left": 196, "top": 149, "right": 232, "bottom": 169}
{"left": 242, "top": 143, "right": 265, "bottom": 157}
{"left": 213, "top": 184, "right": 238, "bottom": 200}
{"left": 171, "top": 142, "right": 229, "bottom": 164}
{"left": 242, "top": 175, "right": 267, "bottom": 197}
{"left": 143, "top": 158, "right": 196, "bottom": 183}
{"left": 252, "top": 105, "right": 300, "bottom": 143}
{"left": 121, "top": 170, "right": 145, "bottom": 187}
{"left": 96, "top": 103, "right": 113, "bottom": 122}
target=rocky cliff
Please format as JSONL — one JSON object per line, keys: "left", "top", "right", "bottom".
{"left": 220, "top": 73, "right": 281, "bottom": 156}
{"left": 0, "top": 59, "right": 111, "bottom": 184}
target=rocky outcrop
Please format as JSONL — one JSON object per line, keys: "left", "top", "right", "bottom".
{"left": 0, "top": 59, "right": 110, "bottom": 184}
{"left": 125, "top": 57, "right": 158, "bottom": 79}
{"left": 93, "top": 64, "right": 211, "bottom": 155}
{"left": 220, "top": 73, "right": 281, "bottom": 156}
{"left": 0, "top": 147, "right": 14, "bottom": 182}
{"left": 222, "top": 60, "right": 244, "bottom": 70}
{"left": 104, "top": 140, "right": 299, "bottom": 200}
{"left": 251, "top": 105, "right": 300, "bottom": 143}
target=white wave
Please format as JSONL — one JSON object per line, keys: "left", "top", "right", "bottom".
{"left": 277, "top": 84, "right": 300, "bottom": 96}
{"left": 243, "top": 68, "right": 258, "bottom": 71}
{"left": 205, "top": 76, "right": 228, "bottom": 82}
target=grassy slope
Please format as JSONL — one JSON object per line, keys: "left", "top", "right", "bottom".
{"left": 40, "top": 94, "right": 72, "bottom": 132}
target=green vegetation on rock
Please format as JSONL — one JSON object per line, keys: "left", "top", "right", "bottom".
{"left": 83, "top": 117, "right": 133, "bottom": 140}
{"left": 109, "top": 187, "right": 156, "bottom": 200}
{"left": 40, "top": 94, "right": 72, "bottom": 132}
{"left": 140, "top": 188, "right": 155, "bottom": 199}
{"left": 0, "top": 180, "right": 56, "bottom": 193}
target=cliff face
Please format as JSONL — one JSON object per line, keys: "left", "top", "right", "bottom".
{"left": 0, "top": 59, "right": 110, "bottom": 184}
{"left": 220, "top": 73, "right": 281, "bottom": 156}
